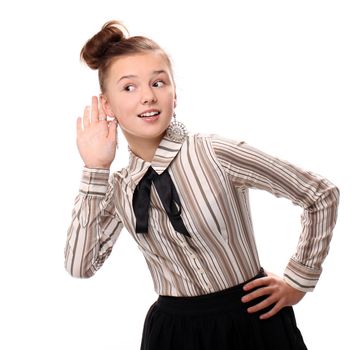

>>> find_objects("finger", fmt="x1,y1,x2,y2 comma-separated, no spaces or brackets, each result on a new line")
259,301,283,320
246,295,275,314
98,97,107,122
76,117,83,135
91,96,99,122
107,120,118,141
241,286,273,303
243,276,270,291
83,105,91,128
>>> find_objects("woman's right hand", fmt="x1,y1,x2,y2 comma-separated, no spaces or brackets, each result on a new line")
76,96,118,169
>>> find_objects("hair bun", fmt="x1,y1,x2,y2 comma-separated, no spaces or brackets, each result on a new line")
80,20,129,70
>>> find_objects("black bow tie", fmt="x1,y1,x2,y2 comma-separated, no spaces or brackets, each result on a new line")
132,166,191,237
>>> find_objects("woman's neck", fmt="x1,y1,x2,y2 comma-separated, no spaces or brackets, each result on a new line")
126,133,165,162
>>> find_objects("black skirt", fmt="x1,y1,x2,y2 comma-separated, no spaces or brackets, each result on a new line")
140,268,307,350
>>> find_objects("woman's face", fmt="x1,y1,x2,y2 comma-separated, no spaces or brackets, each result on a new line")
101,51,176,144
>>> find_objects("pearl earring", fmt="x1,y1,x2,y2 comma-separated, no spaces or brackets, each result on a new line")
165,111,188,143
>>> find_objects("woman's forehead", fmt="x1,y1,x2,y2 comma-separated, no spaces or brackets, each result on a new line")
110,52,170,78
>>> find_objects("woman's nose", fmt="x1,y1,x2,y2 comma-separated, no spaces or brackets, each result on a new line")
141,87,157,104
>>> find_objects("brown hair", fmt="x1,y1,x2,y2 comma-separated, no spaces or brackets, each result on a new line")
80,20,175,93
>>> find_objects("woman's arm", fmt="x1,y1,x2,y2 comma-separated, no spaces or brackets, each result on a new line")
210,134,339,318
64,167,124,278
210,134,340,291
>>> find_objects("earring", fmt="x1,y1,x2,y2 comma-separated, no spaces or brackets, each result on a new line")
165,111,188,142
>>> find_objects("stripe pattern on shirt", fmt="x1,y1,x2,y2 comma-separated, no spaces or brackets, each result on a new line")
64,132,339,295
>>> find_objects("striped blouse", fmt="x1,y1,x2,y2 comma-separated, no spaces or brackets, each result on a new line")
64,132,339,296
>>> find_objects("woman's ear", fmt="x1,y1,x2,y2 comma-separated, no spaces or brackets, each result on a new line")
174,92,177,109
100,94,114,117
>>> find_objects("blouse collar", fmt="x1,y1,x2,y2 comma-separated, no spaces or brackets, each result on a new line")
127,133,187,187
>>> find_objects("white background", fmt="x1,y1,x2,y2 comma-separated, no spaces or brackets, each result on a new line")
1,0,360,349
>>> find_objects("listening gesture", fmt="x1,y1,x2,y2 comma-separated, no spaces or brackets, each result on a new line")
76,96,118,169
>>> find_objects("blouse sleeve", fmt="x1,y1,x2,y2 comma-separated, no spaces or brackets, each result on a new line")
64,167,124,278
210,134,340,292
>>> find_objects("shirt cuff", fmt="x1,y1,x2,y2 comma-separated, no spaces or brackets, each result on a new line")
283,258,322,293
79,166,111,196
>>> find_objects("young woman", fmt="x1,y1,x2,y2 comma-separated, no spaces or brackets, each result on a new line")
64,20,340,350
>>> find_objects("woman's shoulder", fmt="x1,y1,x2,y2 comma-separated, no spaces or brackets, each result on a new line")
107,167,131,184
188,131,246,147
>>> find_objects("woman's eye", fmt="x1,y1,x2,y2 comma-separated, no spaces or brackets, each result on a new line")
154,80,165,87
124,85,135,92
123,80,164,91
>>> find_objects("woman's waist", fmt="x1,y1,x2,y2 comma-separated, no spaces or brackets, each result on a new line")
156,267,266,315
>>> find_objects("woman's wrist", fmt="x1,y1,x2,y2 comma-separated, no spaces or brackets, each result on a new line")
84,163,111,170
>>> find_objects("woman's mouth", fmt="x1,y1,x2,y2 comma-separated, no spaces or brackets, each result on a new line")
138,111,161,122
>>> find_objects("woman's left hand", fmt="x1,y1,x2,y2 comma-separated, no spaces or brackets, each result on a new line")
241,270,306,320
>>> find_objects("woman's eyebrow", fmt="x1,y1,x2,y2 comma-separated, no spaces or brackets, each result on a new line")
117,70,167,83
